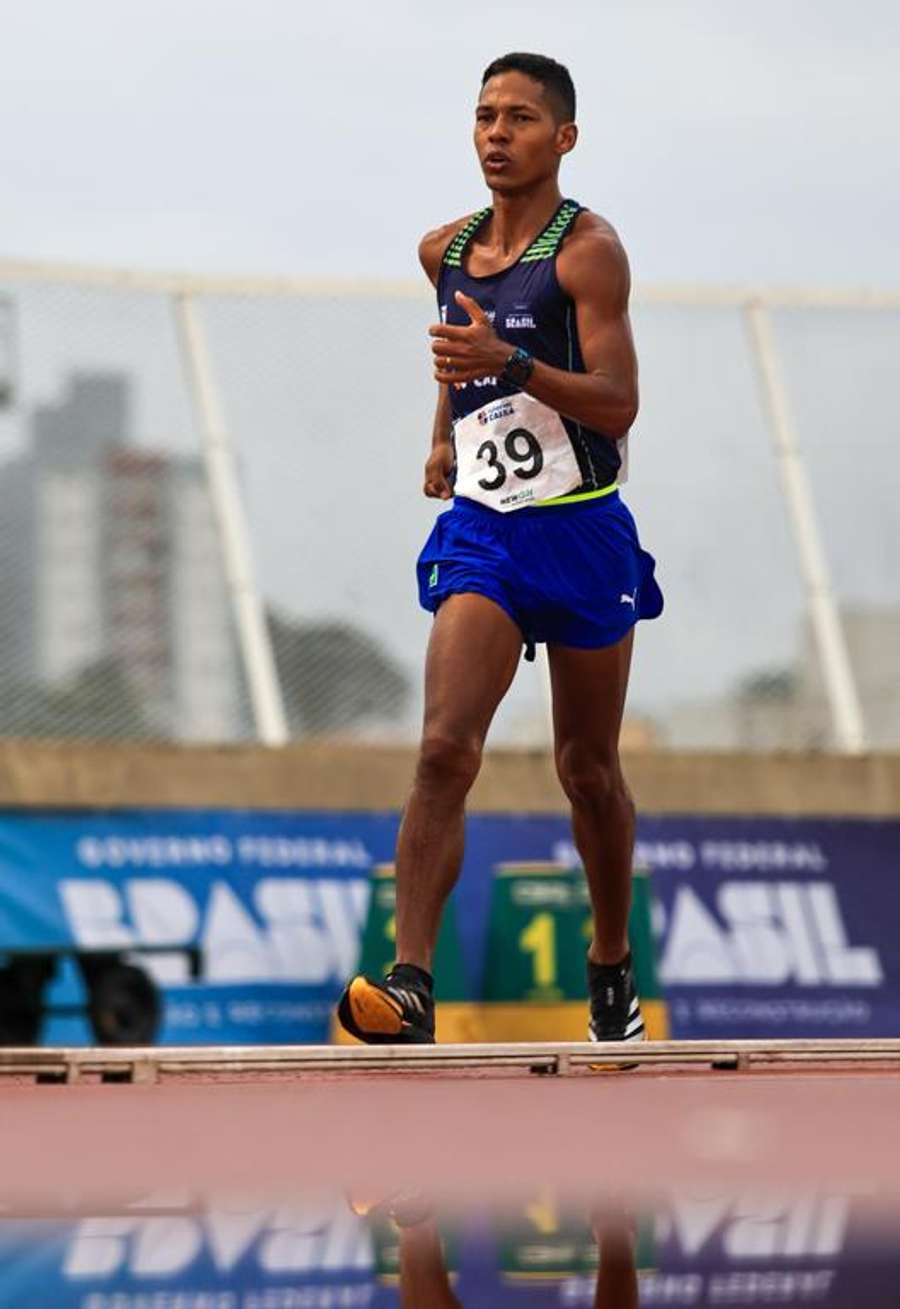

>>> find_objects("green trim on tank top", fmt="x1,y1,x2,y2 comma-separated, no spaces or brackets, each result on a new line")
442,198,581,269
534,481,618,507
442,208,492,268
520,199,582,262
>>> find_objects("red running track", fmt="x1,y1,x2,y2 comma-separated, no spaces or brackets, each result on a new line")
3,1064,899,1216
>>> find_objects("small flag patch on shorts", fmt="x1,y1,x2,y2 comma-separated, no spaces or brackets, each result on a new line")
428,564,439,588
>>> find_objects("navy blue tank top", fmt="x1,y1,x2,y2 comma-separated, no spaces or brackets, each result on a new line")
437,198,621,492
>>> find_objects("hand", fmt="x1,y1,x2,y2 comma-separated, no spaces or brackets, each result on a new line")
429,291,510,385
423,440,454,499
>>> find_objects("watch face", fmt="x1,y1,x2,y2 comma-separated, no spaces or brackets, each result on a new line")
506,350,532,386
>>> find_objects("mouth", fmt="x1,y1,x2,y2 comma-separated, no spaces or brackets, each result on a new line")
483,152,512,170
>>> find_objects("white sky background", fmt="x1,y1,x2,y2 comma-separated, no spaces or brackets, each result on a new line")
1,0,899,743
2,0,899,284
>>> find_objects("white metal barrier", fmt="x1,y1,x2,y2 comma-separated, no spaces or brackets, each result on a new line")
2,1038,899,1084
1,257,897,750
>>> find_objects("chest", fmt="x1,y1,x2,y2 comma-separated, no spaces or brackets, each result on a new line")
440,259,569,347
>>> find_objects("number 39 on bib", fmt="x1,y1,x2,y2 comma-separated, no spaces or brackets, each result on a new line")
452,393,583,512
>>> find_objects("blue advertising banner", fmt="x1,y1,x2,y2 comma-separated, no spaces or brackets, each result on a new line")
1,1193,899,1309
0,810,398,1044
0,809,896,1043
461,813,900,1039
0,1202,375,1309
632,816,900,1039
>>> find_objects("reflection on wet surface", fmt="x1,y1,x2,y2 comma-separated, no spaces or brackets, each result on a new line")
1,1188,899,1308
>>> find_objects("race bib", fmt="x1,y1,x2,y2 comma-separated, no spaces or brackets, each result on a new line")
453,393,582,512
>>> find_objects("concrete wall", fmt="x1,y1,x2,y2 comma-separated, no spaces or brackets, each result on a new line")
0,741,897,816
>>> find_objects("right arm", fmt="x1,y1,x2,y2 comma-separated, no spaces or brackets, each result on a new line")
417,217,471,500
423,384,453,500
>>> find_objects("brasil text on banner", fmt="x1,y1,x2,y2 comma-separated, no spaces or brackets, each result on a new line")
0,810,895,1043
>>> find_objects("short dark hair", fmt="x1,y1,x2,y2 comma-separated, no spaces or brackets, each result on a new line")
481,52,576,122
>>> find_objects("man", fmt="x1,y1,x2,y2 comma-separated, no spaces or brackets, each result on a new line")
338,52,662,1047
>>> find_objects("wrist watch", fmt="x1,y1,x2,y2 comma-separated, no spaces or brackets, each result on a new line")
501,346,534,388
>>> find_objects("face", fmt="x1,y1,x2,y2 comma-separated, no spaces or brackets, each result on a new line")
474,70,576,193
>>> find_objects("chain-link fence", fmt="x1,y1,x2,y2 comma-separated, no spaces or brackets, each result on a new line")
0,263,897,750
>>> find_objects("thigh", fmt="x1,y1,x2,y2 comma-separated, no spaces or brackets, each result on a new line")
548,630,635,754
423,593,523,743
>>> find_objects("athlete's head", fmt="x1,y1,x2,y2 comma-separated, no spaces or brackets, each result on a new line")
477,53,577,192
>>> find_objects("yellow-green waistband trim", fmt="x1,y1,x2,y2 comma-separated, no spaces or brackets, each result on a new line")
534,482,618,507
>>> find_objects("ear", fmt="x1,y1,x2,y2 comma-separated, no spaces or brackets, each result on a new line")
556,122,578,157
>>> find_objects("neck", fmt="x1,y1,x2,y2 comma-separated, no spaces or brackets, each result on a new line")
488,178,563,255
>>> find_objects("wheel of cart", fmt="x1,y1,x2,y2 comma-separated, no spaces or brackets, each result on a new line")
76,954,161,1046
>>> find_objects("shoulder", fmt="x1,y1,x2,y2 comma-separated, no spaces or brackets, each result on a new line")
418,212,479,287
557,209,631,306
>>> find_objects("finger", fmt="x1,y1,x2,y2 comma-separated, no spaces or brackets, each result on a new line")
430,341,471,360
434,367,482,385
454,290,489,324
428,324,471,339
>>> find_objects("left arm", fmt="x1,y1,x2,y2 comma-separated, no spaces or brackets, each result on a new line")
429,217,638,439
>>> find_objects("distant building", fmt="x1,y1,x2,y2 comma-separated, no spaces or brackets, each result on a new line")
665,608,900,750
787,608,900,750
0,372,246,741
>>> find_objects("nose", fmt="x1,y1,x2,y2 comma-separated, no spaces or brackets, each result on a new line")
487,117,511,145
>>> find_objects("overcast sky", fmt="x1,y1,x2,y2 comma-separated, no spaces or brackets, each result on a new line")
3,0,899,287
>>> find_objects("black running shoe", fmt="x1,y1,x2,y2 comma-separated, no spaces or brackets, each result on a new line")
337,963,436,1045
587,951,646,1044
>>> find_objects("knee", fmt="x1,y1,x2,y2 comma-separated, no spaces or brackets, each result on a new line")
416,731,483,797
556,741,632,813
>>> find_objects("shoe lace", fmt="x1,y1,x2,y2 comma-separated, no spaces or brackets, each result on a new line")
385,980,428,1017
591,966,629,1028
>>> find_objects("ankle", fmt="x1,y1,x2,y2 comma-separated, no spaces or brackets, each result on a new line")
587,944,630,968
389,961,434,992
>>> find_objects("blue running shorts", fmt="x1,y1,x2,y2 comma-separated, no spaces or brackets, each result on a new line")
416,491,663,660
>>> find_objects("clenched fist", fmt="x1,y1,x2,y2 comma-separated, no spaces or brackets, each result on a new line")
424,440,455,499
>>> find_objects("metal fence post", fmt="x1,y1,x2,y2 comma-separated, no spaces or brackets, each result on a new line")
745,300,866,754
173,291,289,746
